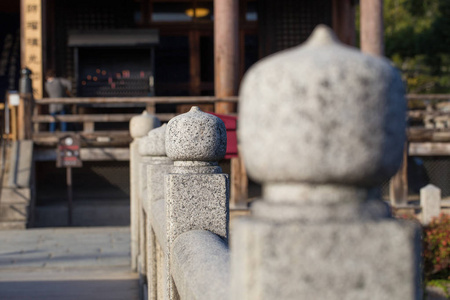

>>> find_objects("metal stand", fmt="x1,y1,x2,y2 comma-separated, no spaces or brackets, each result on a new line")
67,167,73,226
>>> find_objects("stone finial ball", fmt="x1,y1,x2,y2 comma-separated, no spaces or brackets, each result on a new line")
238,25,406,187
139,124,167,156
166,106,227,161
130,111,161,138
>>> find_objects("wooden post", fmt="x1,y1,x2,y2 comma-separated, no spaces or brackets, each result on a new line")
360,0,384,56
18,94,33,140
10,106,18,141
389,145,408,206
67,166,73,226
21,0,44,99
332,0,356,46
230,156,248,208
214,0,239,114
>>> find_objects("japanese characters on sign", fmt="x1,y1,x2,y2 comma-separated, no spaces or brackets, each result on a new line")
22,0,43,98
57,135,83,168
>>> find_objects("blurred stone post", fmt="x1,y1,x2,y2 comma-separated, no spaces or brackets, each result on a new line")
231,25,422,299
140,124,173,300
129,111,160,272
164,106,229,299
420,184,441,225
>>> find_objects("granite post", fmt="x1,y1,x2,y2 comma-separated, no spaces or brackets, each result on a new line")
165,106,229,299
130,111,160,272
420,184,441,225
140,124,173,300
138,126,168,295
231,25,422,299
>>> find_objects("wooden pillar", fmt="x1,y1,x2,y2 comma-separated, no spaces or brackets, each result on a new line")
214,0,239,114
332,0,356,46
360,0,384,56
21,0,44,99
389,145,408,206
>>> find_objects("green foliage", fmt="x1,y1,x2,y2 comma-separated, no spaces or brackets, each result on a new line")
357,0,450,93
423,213,450,280
427,279,450,298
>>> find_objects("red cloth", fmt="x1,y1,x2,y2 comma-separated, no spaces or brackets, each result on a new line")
208,113,238,159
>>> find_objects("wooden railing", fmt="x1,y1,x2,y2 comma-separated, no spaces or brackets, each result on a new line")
31,96,238,147
406,94,450,155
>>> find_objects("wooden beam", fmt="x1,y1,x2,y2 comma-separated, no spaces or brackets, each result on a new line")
32,113,177,123
408,110,450,120
35,96,239,105
360,0,384,56
32,131,132,146
214,0,239,114
34,147,130,161
409,142,450,156
408,128,450,143
33,114,138,123
407,94,450,101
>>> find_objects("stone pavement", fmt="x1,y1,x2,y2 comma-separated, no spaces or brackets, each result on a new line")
0,227,139,300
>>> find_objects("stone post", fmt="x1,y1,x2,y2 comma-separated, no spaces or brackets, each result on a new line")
138,126,169,295
420,184,441,225
165,106,229,299
129,111,160,272
231,25,422,299
139,124,173,300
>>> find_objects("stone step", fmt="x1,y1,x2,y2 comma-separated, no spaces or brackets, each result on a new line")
0,188,31,204
0,203,28,222
0,221,26,230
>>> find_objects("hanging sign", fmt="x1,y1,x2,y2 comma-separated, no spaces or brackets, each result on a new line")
22,0,43,99
57,135,82,168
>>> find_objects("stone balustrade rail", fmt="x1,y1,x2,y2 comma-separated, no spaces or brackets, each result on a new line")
130,25,422,300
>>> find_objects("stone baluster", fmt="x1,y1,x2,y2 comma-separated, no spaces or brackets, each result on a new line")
139,124,173,300
164,106,229,299
231,25,422,299
420,184,441,225
129,111,160,272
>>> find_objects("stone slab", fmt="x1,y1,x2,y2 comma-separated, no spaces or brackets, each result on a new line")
0,227,138,300
421,184,441,225
146,157,173,209
7,140,33,188
231,217,422,300
0,188,31,204
0,203,28,221
165,173,229,245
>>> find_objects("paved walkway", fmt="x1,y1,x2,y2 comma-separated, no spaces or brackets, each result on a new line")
0,227,139,300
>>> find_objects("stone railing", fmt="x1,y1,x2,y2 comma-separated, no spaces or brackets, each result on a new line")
130,25,423,300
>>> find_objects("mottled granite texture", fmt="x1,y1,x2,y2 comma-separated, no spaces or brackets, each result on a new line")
166,106,227,162
231,25,422,300
129,111,159,274
139,124,173,300
231,218,422,300
163,105,230,299
130,111,161,139
238,25,406,187
171,230,230,300
139,124,168,157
